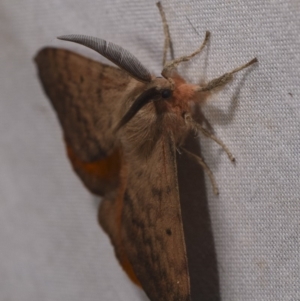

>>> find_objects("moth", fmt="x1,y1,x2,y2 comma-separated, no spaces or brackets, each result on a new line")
35,2,257,301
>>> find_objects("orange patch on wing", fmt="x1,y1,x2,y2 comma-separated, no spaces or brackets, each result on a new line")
120,255,142,286
67,146,121,181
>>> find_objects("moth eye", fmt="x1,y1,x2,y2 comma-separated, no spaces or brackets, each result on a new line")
161,89,172,99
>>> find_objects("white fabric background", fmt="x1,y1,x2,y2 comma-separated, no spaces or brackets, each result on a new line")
1,0,299,300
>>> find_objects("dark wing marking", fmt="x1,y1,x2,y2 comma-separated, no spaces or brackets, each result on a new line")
35,47,131,162
121,134,191,301
116,87,160,130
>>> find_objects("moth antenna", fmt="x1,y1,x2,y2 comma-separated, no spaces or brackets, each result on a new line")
181,148,219,195
57,35,152,83
185,114,235,162
162,31,210,78
196,57,258,92
157,2,174,66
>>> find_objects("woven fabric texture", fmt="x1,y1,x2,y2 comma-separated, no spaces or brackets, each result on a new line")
0,0,299,300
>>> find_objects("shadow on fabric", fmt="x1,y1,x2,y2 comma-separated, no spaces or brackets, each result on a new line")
177,132,220,301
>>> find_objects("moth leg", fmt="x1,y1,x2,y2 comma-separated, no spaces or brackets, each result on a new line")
157,2,174,66
184,113,235,162
182,148,219,195
184,113,198,135
196,58,258,92
162,31,210,78
199,127,235,162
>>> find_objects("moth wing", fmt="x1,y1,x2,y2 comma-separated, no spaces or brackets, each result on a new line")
35,48,132,195
35,47,131,162
99,173,142,287
122,134,191,301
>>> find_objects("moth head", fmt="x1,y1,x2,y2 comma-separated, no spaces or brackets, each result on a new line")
57,35,152,83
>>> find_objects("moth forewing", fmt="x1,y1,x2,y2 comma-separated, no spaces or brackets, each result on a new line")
120,133,190,301
34,48,132,163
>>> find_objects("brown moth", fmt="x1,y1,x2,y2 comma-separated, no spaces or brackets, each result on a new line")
34,3,257,301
